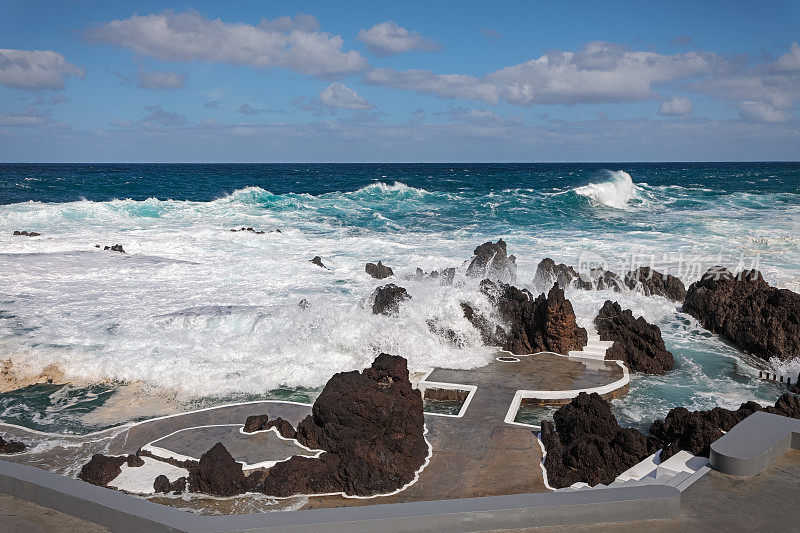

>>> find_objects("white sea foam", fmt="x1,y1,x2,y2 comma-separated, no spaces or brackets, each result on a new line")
0,182,797,428
573,170,641,209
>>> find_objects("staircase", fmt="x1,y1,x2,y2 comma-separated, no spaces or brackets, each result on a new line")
568,325,613,360
553,450,710,494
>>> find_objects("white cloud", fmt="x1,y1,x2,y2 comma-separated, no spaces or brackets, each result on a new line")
364,68,499,103
140,105,187,127
775,42,800,72
365,42,717,106
237,103,263,115
136,69,187,90
0,49,84,90
439,107,522,126
659,96,694,116
318,83,374,110
0,106,51,127
735,101,794,123
358,21,440,56
487,43,716,106
85,11,368,78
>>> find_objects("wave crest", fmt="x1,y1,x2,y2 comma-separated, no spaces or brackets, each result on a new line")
573,170,641,209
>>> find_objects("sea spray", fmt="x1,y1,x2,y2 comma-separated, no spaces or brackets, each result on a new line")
1,162,799,433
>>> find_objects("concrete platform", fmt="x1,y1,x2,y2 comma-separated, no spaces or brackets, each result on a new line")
0,350,630,514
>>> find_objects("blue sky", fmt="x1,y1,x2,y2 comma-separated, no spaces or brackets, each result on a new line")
1,0,799,161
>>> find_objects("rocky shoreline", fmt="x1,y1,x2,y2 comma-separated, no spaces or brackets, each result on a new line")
10,238,800,501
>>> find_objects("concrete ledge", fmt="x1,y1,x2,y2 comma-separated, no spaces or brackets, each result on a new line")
710,411,800,477
0,459,681,533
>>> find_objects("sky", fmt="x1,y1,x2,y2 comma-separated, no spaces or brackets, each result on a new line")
1,0,799,162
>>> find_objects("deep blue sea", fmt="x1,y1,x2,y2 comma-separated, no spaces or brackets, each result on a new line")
1,162,798,433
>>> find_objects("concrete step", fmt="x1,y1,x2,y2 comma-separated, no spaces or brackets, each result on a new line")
665,471,693,488
578,346,609,355
568,350,607,360
588,340,614,349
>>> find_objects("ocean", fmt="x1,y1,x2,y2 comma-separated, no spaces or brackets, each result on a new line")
1,162,798,434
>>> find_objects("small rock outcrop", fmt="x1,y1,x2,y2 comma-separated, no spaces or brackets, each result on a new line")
188,442,247,497
0,435,25,454
371,284,411,315
153,475,187,494
466,239,516,284
309,256,326,268
624,267,686,301
100,244,125,253
243,415,297,439
408,267,456,285
257,354,427,497
464,281,587,355
595,301,674,374
13,230,41,237
365,261,394,279
650,392,800,460
541,392,659,488
230,227,265,234
532,258,622,292
683,267,800,362
77,454,143,487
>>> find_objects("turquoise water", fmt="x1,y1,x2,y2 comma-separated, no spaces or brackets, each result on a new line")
1,162,798,434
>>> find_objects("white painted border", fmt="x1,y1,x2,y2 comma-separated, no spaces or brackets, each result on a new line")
143,423,434,501
141,424,324,470
415,369,477,418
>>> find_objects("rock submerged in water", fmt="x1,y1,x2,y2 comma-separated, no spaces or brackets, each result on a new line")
532,258,622,293
649,392,800,460
683,267,800,362
371,284,411,315
624,267,686,301
188,442,248,497
12,230,41,237
98,244,125,253
256,353,427,497
463,280,587,355
595,300,674,374
534,258,684,300
365,261,394,279
77,454,143,487
466,239,517,284
0,435,25,454
309,256,326,268
541,392,659,488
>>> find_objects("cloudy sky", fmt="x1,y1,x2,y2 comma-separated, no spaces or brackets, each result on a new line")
1,0,799,161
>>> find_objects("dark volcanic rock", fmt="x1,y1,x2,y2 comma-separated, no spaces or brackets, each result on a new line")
102,244,125,253
154,475,187,494
13,230,41,237
408,266,456,285
649,402,763,460
309,256,326,268
371,284,411,316
541,392,659,488
466,239,516,284
465,280,587,355
0,435,25,454
188,442,247,497
595,300,674,374
230,226,266,234
650,392,800,461
243,415,297,439
78,454,142,487
683,267,800,362
365,261,394,279
533,258,622,292
257,354,427,497
624,267,686,301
